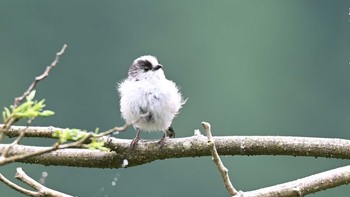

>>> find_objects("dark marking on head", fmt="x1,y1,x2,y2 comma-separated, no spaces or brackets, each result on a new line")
138,60,153,72
128,60,154,78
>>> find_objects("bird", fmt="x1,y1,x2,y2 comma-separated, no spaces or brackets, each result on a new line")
118,55,186,148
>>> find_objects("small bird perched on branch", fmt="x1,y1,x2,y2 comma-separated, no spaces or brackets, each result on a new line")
118,55,186,148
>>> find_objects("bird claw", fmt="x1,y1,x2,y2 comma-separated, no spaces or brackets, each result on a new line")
157,134,168,148
130,136,140,149
166,126,176,138
130,129,141,149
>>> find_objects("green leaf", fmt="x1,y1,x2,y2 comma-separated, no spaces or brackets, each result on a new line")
14,111,38,118
32,100,45,111
2,111,6,122
94,128,100,134
40,110,55,117
14,101,33,113
4,107,10,118
87,139,110,152
26,90,36,101
53,129,109,152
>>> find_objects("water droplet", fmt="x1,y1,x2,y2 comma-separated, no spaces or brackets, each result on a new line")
113,177,118,182
41,171,48,177
111,181,116,186
122,159,129,168
194,129,201,136
39,171,48,184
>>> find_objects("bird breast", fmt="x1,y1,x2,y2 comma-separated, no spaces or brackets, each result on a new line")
118,78,183,131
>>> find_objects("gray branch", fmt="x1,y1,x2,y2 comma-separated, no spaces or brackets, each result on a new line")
237,165,350,197
202,122,237,196
2,125,350,196
0,167,72,197
1,125,350,168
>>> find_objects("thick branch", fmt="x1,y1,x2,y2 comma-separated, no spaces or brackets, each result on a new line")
2,125,350,196
2,125,350,163
1,126,350,168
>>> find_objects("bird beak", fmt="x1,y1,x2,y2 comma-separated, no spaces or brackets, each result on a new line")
153,64,163,71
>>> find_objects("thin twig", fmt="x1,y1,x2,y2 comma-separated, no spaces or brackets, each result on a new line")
0,123,131,166
0,132,90,166
0,44,69,163
1,120,32,158
95,124,129,137
95,112,149,137
0,114,149,165
0,44,68,142
0,128,26,158
15,167,72,197
202,121,237,196
0,173,38,196
13,44,68,107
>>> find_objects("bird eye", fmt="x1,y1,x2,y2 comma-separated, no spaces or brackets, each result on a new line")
141,60,153,72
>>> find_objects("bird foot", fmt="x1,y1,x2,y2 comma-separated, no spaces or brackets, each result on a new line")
157,134,169,148
130,136,140,149
166,126,176,138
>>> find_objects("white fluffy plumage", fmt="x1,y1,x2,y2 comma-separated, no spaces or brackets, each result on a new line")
118,55,185,132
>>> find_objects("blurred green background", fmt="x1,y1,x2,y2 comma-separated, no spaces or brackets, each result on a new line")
1,1,350,196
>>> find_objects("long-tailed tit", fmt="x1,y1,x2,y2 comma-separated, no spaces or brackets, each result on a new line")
118,55,186,148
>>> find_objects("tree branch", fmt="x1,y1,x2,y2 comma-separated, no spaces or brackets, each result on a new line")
2,125,350,196
0,167,72,197
0,172,38,196
13,44,68,108
0,125,115,166
2,125,350,168
202,122,237,196
237,165,350,197
0,44,68,142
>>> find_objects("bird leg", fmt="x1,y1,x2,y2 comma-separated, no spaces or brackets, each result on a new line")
158,126,175,148
130,129,141,148
165,126,175,138
157,133,169,148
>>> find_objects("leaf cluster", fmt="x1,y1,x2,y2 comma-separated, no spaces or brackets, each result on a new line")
53,129,110,152
2,90,54,124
